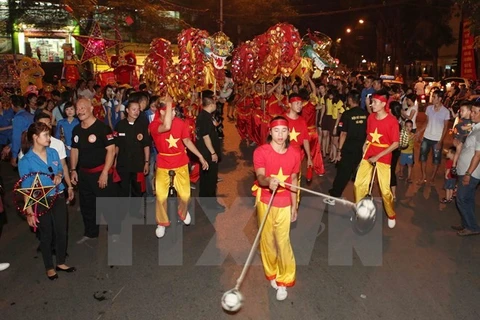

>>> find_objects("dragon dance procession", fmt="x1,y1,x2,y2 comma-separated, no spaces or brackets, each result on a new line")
1,1,480,317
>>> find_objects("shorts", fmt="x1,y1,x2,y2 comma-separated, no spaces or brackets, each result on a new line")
321,115,334,132
444,178,456,190
419,138,442,165
400,153,414,166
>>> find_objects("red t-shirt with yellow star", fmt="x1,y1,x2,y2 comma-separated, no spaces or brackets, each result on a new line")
254,144,301,207
364,113,400,164
301,101,316,127
149,116,190,169
284,114,308,149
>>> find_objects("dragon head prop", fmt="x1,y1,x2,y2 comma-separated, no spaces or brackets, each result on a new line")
17,56,44,94
201,31,234,70
111,51,138,86
301,30,336,71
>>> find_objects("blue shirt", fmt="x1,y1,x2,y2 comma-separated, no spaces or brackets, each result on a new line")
360,87,375,111
55,117,80,157
0,107,14,145
11,109,34,158
18,147,64,196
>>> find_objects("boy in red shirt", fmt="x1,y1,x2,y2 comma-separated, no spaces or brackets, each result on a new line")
354,90,399,228
149,96,208,238
253,116,301,301
284,93,313,206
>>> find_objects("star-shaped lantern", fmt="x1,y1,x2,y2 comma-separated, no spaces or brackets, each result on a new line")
15,173,55,212
73,22,120,64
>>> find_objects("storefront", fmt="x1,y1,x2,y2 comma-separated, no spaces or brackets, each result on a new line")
15,26,78,63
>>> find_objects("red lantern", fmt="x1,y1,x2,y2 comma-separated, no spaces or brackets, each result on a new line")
125,16,134,26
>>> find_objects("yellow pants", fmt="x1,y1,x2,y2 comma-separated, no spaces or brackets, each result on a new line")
354,160,396,219
257,201,296,287
155,165,190,226
296,167,301,208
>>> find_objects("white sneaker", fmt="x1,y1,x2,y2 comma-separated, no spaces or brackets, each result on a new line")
270,279,278,290
183,212,191,225
155,226,166,238
76,236,94,244
388,218,396,229
276,286,288,301
323,198,336,206
0,263,10,272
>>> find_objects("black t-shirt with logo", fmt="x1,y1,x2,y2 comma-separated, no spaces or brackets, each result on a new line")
71,119,115,169
337,106,368,152
195,109,220,159
114,118,151,172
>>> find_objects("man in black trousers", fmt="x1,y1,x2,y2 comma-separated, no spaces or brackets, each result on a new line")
70,98,119,243
329,90,367,200
195,91,224,211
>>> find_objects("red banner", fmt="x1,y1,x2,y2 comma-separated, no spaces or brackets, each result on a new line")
461,20,477,80
96,71,116,87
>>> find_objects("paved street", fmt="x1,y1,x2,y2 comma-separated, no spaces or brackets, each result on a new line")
0,113,479,320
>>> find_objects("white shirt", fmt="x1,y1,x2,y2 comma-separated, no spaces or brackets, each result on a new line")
18,137,66,160
457,122,480,179
404,104,418,129
53,103,65,122
414,82,425,95
424,105,450,141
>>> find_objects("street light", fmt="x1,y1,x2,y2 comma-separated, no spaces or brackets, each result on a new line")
359,19,364,24
336,38,342,43
346,28,351,33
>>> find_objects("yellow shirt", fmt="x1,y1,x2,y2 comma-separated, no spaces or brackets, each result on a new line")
331,100,345,120
401,135,414,154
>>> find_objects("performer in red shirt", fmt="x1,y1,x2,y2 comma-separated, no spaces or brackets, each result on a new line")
234,88,253,144
354,90,399,228
149,96,208,238
250,83,265,146
266,78,288,117
284,93,313,206
299,88,325,176
253,116,301,301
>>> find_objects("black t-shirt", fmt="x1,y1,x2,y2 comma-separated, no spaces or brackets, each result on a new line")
195,109,220,157
114,118,151,172
338,106,367,152
71,119,115,169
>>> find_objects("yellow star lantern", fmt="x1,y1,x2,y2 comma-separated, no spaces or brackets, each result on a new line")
289,127,300,142
16,173,55,211
165,134,180,148
369,128,383,144
270,167,290,187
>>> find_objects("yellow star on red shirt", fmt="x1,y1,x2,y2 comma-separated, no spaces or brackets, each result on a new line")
369,128,383,144
289,127,300,142
270,167,290,187
165,134,180,148
16,173,55,211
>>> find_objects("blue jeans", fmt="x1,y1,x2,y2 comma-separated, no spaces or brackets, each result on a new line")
455,175,480,232
419,138,442,164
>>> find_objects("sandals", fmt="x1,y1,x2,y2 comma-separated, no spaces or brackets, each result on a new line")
457,229,480,236
440,198,453,204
